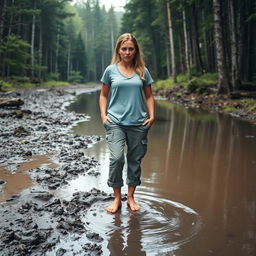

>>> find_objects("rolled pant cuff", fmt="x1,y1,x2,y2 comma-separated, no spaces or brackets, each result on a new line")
108,180,124,188
126,180,141,187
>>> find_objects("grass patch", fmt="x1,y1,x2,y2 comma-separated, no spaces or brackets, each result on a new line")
154,73,189,91
184,73,218,94
154,73,218,94
0,79,70,92
42,81,69,87
239,98,256,112
223,105,235,113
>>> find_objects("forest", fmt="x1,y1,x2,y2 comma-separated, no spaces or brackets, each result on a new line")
0,0,255,94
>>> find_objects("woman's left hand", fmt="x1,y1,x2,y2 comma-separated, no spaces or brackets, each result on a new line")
143,117,154,126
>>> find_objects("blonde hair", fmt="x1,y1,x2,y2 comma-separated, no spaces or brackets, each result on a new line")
111,33,145,80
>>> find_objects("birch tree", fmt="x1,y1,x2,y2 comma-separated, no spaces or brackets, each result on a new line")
182,9,191,79
30,0,36,78
166,0,177,82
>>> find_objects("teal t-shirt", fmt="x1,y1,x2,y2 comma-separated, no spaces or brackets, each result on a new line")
100,64,154,126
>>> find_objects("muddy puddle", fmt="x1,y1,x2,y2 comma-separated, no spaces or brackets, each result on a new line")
0,154,58,202
65,90,256,255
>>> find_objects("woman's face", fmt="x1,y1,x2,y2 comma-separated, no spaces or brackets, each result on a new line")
118,40,136,64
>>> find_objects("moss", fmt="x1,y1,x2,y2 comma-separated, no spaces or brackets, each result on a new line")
223,105,235,113
249,104,256,112
239,98,256,112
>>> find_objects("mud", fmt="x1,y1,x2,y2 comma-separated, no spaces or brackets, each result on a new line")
155,85,256,122
0,85,114,255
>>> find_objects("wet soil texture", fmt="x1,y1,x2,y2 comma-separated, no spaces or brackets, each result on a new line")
0,85,114,255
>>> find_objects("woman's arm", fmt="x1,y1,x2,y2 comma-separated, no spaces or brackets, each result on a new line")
99,84,112,123
143,85,155,126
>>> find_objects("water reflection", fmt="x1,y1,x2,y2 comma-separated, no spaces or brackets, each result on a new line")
85,192,201,255
68,91,256,255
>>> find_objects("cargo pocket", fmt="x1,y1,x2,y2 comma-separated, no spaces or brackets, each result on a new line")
141,139,148,157
105,131,113,143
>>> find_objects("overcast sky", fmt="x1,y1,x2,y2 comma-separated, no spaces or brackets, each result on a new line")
73,0,127,12
100,0,127,12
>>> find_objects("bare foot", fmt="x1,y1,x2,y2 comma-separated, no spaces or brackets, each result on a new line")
127,197,140,211
106,199,121,214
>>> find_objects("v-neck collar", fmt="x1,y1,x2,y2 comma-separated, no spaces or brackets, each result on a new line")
116,64,136,79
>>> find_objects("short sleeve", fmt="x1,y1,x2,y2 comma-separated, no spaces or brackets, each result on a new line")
143,67,154,86
100,66,112,86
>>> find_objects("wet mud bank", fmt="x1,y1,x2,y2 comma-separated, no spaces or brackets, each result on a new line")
0,85,114,255
155,86,256,122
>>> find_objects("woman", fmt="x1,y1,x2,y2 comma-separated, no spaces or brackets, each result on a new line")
99,33,154,213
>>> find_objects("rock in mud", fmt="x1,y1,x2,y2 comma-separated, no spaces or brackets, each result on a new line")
0,97,24,108
82,243,103,256
56,248,67,256
13,126,31,136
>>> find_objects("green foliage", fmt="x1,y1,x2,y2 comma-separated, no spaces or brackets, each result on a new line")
47,73,60,81
0,80,14,92
68,71,83,83
249,104,256,112
0,34,30,75
10,76,30,83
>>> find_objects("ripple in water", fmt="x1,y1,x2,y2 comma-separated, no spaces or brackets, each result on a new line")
84,191,202,255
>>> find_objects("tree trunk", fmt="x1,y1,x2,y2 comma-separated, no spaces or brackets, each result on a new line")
55,26,60,74
191,2,204,73
30,0,36,78
209,30,216,72
238,0,245,81
38,17,43,80
5,0,15,76
166,0,177,82
0,0,7,39
67,43,71,81
182,9,191,79
213,0,231,94
110,23,114,55
228,0,241,90
166,41,171,77
202,8,211,73
178,34,185,74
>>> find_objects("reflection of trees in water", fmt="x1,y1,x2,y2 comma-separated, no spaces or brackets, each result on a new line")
158,106,256,253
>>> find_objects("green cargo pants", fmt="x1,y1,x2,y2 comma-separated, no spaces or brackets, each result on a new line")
103,120,150,188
